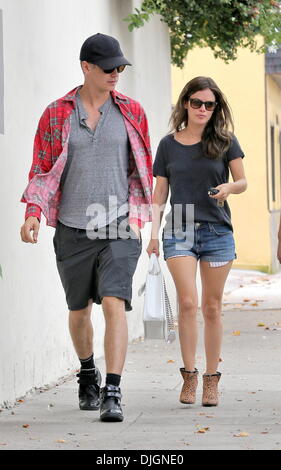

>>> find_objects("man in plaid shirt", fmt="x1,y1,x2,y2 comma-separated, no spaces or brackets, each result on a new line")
20,33,152,422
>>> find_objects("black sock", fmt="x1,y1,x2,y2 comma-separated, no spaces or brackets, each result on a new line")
79,354,95,373
106,373,121,387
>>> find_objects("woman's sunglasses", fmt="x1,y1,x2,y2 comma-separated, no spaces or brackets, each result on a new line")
189,98,217,111
102,64,126,74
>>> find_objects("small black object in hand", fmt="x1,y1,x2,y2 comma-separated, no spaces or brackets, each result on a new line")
208,187,219,196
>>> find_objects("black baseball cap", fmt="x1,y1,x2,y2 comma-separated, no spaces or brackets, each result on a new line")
79,33,132,69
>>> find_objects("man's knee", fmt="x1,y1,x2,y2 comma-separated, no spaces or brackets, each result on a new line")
69,301,93,323
102,296,126,317
102,296,124,306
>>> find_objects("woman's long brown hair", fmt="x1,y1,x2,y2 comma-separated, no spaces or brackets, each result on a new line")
170,76,234,159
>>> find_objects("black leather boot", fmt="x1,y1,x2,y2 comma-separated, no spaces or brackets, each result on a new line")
100,384,123,422
76,368,102,411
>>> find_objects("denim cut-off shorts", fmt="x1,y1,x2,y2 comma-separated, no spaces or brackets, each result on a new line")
163,222,236,265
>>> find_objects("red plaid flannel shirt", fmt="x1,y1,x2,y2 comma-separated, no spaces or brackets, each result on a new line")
21,86,152,228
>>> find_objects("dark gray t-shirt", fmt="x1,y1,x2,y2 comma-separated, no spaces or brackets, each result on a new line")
153,133,244,231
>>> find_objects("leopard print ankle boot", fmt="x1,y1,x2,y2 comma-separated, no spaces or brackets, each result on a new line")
179,368,199,404
202,372,221,406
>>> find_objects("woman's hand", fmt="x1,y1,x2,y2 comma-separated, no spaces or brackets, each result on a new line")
209,183,232,202
146,239,160,257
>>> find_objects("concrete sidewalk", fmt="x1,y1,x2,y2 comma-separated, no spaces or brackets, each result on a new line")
0,270,281,450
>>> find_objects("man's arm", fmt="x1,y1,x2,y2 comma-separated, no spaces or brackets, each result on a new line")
139,107,153,186
21,107,53,220
20,107,53,243
127,105,153,233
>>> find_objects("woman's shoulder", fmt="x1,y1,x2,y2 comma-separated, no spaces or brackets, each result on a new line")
155,134,175,161
159,133,174,146
228,132,238,143
225,132,245,159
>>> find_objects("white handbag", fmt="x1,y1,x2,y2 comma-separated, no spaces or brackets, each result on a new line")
138,253,176,343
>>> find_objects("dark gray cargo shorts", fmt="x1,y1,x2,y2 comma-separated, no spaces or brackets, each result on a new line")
53,219,142,311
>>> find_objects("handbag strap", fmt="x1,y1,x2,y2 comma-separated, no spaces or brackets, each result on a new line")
163,278,176,343
148,253,161,275
138,254,161,297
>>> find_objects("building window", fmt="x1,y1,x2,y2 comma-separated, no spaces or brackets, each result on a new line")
270,125,276,202
0,10,3,134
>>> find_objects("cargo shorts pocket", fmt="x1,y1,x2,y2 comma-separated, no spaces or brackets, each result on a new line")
110,237,142,260
53,222,78,261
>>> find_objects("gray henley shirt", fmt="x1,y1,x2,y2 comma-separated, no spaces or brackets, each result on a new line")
58,92,130,229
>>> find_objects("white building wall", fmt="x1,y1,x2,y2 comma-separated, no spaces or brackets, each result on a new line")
0,0,171,406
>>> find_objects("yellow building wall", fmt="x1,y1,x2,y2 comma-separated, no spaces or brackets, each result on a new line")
266,75,281,211
172,47,272,271
266,75,281,272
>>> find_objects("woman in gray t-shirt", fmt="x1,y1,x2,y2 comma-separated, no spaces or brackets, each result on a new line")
147,76,247,407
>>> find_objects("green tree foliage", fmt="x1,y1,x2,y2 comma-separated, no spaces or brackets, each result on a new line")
124,0,281,67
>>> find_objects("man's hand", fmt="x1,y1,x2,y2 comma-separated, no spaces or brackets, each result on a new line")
20,216,40,244
129,223,141,241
